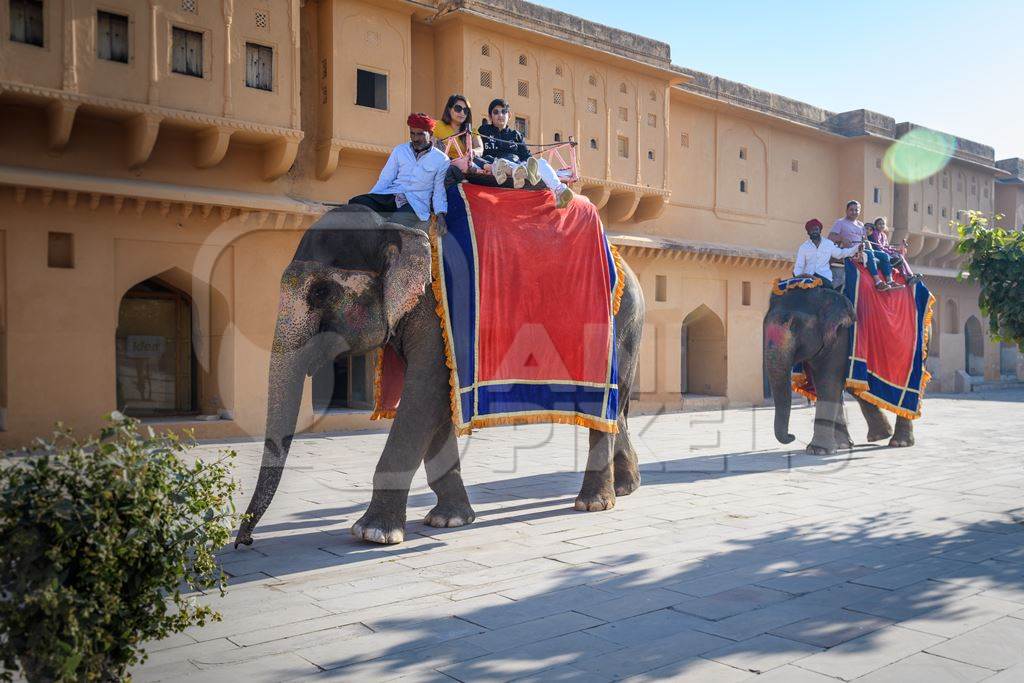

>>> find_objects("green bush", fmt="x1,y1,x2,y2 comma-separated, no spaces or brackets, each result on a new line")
0,414,240,682
957,211,1024,350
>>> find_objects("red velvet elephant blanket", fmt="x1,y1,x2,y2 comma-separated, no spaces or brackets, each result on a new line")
373,182,625,435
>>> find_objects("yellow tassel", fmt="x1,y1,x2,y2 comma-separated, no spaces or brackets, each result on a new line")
456,411,619,436
370,347,389,420
610,244,626,315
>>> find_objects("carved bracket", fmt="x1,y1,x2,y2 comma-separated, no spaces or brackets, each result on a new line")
581,186,611,210
194,125,234,168
125,113,163,168
316,139,344,181
632,195,669,223
264,137,300,180
46,100,79,152
606,190,641,224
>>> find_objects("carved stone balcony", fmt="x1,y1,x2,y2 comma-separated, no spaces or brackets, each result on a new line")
0,80,304,179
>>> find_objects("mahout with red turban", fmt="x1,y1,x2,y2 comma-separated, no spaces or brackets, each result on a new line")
407,112,436,132
804,218,823,232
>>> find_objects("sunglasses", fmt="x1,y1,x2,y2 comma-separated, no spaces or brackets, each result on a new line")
451,104,468,114
490,108,510,115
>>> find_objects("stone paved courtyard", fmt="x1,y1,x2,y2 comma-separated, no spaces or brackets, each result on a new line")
134,390,1024,682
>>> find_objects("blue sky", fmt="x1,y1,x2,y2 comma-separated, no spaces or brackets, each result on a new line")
540,0,1024,160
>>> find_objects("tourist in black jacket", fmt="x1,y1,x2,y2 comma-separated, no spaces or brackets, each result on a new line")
476,98,575,208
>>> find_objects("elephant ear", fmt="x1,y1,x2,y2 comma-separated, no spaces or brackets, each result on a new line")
381,229,432,337
821,291,857,347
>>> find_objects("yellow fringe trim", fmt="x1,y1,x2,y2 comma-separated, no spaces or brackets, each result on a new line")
610,243,626,315
772,277,823,296
455,411,618,437
428,218,465,433
369,346,393,420
790,372,819,402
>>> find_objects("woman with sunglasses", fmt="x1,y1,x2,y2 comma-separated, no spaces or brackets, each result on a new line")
478,98,574,208
433,94,484,166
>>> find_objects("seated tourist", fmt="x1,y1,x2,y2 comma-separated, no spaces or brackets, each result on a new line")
478,98,574,208
349,113,449,227
433,94,485,171
828,200,866,248
795,218,862,287
866,217,903,290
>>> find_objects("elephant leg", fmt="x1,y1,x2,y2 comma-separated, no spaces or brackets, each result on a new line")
807,361,847,455
832,403,855,450
889,416,915,447
423,424,476,528
856,394,893,442
576,429,616,511
613,412,640,496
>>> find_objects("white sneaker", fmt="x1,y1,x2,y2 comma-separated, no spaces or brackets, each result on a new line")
512,164,527,189
493,159,511,185
556,186,574,209
526,157,540,186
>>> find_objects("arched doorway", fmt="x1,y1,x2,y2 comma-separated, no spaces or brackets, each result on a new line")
681,305,727,396
1000,342,1018,378
116,278,197,416
964,316,984,377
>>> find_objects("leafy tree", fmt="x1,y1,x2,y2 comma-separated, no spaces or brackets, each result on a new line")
0,415,240,682
956,211,1024,350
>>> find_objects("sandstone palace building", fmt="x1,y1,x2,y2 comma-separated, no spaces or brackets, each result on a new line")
1,0,1022,446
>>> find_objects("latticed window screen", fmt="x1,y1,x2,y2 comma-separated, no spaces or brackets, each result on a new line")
555,65,563,76
552,89,564,106
254,10,269,29
617,136,629,158
647,113,657,127
586,98,597,114
181,0,198,13
480,43,490,56
480,70,492,89
680,132,690,148
517,79,529,98
618,107,627,122
518,54,527,66
588,74,597,87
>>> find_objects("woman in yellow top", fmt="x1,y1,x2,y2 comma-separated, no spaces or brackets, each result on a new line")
433,94,484,167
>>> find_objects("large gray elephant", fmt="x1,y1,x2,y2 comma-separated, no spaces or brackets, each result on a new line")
763,285,915,454
235,205,645,546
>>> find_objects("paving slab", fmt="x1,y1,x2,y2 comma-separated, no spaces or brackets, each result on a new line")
117,391,1024,682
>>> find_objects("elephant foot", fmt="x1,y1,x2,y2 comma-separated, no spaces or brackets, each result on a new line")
574,489,616,512
867,429,894,442
888,435,914,448
424,500,476,528
352,509,406,545
806,443,837,455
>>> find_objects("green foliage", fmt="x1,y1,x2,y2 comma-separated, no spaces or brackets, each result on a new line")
0,415,240,682
957,211,1024,350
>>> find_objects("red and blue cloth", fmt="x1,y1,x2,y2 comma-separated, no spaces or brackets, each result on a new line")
793,260,935,419
374,182,624,434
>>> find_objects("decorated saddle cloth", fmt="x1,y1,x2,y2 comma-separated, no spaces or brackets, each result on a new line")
792,261,935,419
373,182,625,435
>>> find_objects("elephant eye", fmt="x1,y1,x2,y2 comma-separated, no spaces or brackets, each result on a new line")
309,282,333,303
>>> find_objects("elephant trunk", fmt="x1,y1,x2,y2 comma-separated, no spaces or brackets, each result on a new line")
764,323,797,445
235,343,309,547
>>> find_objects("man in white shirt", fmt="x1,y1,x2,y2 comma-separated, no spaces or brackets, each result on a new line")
794,218,862,287
349,113,450,227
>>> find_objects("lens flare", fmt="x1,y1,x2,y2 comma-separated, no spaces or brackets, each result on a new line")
883,127,957,184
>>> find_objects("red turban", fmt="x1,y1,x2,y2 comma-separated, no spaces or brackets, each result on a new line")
805,218,823,232
407,113,436,132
